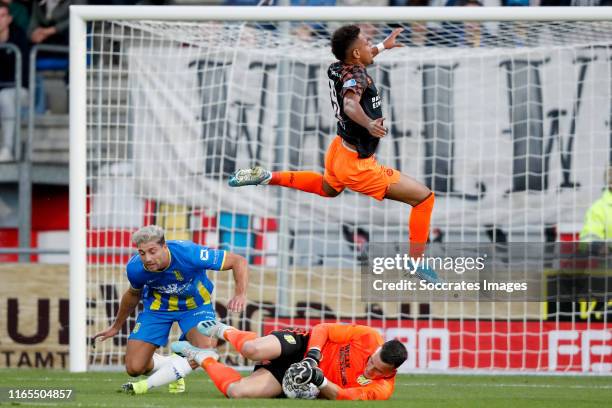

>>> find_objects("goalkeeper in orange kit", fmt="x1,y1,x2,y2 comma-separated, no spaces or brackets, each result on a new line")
171,319,407,400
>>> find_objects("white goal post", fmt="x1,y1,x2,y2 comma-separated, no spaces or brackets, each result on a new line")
70,6,612,373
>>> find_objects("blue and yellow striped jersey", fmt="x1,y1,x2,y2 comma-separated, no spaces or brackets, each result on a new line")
126,240,226,312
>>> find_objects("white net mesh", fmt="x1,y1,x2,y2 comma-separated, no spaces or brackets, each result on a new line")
85,18,611,372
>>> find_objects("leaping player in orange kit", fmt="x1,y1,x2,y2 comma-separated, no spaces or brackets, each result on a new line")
227,24,439,283
171,319,407,400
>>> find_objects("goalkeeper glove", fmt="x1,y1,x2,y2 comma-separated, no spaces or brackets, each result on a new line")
287,361,311,385
302,348,321,368
288,361,326,388
309,367,326,388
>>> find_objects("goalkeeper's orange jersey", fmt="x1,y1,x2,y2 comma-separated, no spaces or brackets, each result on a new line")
307,323,396,400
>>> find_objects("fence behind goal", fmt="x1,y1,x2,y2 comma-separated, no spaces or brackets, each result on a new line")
69,6,612,373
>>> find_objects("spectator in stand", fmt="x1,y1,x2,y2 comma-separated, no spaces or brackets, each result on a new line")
28,0,79,55
223,0,336,39
391,0,429,47
432,0,497,47
224,0,262,4
456,0,491,47
579,166,612,256
5,0,29,34
337,0,386,5
334,1,389,46
291,0,335,40
136,0,176,5
539,0,602,5
87,1,137,4
0,1,29,162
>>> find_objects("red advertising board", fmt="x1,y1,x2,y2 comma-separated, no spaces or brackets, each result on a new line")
263,318,611,373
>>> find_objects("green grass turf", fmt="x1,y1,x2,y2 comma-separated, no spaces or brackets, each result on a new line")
0,369,610,408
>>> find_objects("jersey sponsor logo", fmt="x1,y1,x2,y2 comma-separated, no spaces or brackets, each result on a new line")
339,344,351,386
356,374,372,386
151,281,192,295
283,334,296,345
192,309,214,317
372,95,381,109
343,79,357,88
329,69,341,78
173,270,184,281
200,249,209,261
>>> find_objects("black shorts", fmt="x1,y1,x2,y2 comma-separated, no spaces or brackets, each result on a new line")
253,327,310,385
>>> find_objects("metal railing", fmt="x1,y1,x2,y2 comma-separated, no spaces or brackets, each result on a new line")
0,247,69,255
3,44,70,262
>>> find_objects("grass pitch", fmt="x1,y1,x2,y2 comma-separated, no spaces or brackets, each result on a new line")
0,369,610,407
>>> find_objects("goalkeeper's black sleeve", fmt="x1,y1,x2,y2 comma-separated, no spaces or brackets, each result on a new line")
303,348,322,367
310,367,326,387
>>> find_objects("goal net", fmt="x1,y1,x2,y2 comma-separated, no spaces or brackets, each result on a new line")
73,7,612,373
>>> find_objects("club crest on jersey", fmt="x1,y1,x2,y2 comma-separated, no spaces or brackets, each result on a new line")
173,270,184,281
343,79,357,88
356,374,372,386
200,249,209,261
283,334,296,344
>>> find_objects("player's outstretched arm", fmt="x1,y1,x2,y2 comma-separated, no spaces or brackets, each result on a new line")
320,380,393,401
92,287,141,345
220,252,248,312
371,27,404,58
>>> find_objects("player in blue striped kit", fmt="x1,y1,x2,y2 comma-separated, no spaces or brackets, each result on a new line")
92,225,249,394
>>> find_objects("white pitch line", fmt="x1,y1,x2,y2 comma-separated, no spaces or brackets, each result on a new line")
400,382,612,390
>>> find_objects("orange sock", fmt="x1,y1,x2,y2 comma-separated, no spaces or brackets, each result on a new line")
224,329,257,354
201,358,241,397
409,192,435,258
269,171,330,197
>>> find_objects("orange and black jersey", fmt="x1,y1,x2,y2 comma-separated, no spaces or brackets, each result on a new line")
327,61,383,159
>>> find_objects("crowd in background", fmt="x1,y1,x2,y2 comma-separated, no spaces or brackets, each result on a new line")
1,0,76,161
0,0,610,163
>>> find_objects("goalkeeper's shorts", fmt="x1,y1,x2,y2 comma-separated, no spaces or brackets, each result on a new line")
324,136,400,201
254,328,310,386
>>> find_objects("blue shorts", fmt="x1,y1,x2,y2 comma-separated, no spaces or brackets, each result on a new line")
128,304,217,347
